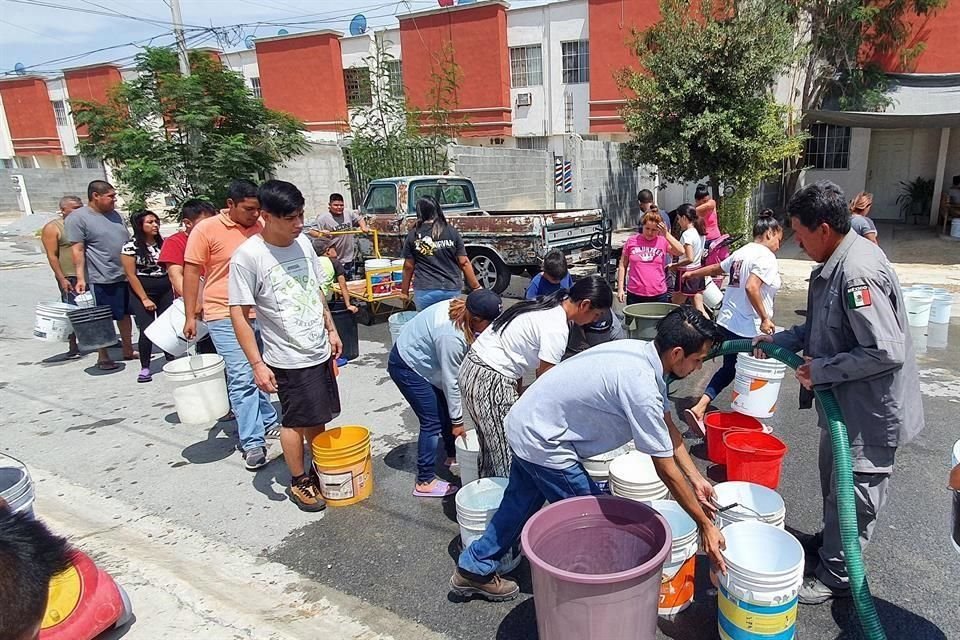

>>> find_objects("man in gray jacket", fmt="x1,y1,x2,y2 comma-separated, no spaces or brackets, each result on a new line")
756,181,924,605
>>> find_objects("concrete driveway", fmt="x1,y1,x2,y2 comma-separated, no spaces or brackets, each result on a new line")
1,232,957,640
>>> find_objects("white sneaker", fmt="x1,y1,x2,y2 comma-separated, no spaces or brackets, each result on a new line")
265,424,283,461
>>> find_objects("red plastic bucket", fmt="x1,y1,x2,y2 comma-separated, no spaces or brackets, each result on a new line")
704,411,764,465
723,431,788,489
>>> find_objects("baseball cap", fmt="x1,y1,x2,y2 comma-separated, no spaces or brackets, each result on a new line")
466,289,502,321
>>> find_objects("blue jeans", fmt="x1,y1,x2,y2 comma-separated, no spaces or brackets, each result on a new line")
414,289,460,311
704,326,745,400
458,455,602,578
206,319,279,451
387,346,456,484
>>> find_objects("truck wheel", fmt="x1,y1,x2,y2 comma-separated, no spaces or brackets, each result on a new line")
468,249,510,294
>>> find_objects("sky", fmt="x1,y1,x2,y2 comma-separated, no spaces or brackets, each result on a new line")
0,0,551,76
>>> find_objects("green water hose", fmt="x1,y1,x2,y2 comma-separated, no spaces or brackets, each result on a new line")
710,339,887,640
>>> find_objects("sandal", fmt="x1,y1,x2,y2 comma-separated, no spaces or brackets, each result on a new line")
96,360,119,371
122,352,139,361
412,480,458,498
683,409,706,437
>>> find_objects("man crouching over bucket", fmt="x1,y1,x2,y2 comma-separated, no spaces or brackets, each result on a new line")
450,305,727,601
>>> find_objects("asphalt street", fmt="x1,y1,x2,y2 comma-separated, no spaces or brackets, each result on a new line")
1,232,957,640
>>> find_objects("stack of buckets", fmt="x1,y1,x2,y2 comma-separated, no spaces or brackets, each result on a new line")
705,412,788,490
455,477,521,573
904,285,953,327
581,443,634,492
391,258,405,290
364,258,394,296
609,450,669,502
454,430,481,487
311,426,373,506
717,521,804,640
650,500,698,616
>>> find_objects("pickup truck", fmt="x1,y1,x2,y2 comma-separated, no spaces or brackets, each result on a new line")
358,175,607,293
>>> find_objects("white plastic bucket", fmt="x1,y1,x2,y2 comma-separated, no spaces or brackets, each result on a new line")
144,298,210,357
650,500,698,615
454,430,480,487
609,450,669,502
365,258,392,271
456,477,522,572
0,454,34,517
905,290,935,328
703,280,723,309
731,353,787,419
388,310,418,345
581,443,634,490
713,481,786,529
951,440,960,555
162,354,230,424
33,302,77,342
951,218,960,239
718,521,804,640
929,294,953,324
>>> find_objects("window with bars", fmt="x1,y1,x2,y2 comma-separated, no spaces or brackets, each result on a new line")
517,136,549,151
510,45,543,88
561,40,589,84
344,67,372,107
52,100,69,127
1,159,14,169
805,124,850,170
385,60,403,97
250,77,261,99
82,156,101,169
66,155,83,169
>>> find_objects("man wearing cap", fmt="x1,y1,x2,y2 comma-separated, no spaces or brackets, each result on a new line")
388,289,503,498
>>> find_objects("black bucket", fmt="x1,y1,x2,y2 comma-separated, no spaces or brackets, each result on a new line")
332,308,360,361
67,305,117,350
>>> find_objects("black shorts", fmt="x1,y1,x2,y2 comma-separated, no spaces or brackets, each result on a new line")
91,281,129,320
673,271,706,296
270,359,341,428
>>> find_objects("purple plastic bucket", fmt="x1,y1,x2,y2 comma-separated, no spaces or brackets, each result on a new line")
521,495,672,640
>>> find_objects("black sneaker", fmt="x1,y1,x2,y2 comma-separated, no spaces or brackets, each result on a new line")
243,446,268,471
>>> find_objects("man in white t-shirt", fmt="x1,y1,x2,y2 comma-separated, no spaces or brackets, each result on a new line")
229,180,343,513
451,306,728,602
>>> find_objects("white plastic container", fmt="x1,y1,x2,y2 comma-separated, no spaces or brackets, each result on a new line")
650,500,698,615
0,454,34,517
144,298,209,357
929,294,953,324
33,301,77,342
703,280,723,309
581,443,634,490
713,481,786,529
456,477,521,572
717,521,804,640
905,289,935,328
388,310,418,345
731,353,787,419
454,430,480,487
74,290,96,308
609,450,669,502
364,258,392,271
162,354,230,424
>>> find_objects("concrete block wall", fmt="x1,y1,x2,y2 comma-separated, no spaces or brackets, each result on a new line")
448,146,554,210
274,142,352,215
0,167,107,216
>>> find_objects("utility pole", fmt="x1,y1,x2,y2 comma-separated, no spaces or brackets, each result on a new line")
170,0,191,77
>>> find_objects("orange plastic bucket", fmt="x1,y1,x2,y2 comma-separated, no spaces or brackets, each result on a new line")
704,412,764,465
311,426,373,507
660,555,696,615
723,431,788,490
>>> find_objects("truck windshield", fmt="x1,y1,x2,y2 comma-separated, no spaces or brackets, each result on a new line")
412,183,474,208
364,184,398,214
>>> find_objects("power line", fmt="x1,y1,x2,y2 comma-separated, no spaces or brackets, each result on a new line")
3,0,208,29
3,31,178,75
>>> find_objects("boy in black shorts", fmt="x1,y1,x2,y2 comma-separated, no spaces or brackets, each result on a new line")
229,180,343,511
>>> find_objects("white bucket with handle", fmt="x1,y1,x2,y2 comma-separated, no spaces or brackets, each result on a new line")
731,353,787,419
162,354,230,424
0,453,35,517
456,477,522,572
145,298,209,357
34,302,77,342
904,290,935,328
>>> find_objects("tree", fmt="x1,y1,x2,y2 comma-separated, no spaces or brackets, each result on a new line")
620,0,804,238
344,37,466,199
71,47,308,212
781,0,947,198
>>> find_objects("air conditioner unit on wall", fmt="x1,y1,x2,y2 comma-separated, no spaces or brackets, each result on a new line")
516,92,532,107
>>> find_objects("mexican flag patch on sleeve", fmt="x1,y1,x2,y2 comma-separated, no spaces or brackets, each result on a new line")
846,284,872,309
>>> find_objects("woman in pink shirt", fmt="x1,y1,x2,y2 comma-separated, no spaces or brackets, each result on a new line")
694,184,722,242
617,211,684,304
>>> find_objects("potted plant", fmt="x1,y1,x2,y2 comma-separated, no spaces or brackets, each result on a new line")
896,177,935,222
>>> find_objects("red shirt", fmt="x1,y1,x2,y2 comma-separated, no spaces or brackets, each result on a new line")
158,230,188,267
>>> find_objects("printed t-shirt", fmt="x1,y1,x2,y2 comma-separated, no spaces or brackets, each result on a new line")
507,340,675,470
315,210,363,263
229,234,330,369
184,213,264,321
64,206,130,284
472,305,569,380
401,224,467,292
716,242,781,337
121,241,165,277
623,234,670,296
